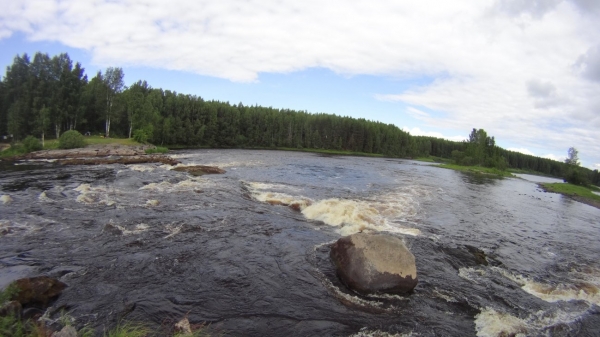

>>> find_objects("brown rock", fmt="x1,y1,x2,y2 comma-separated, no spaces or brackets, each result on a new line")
172,165,226,176
0,300,22,318
11,276,67,306
51,325,77,337
330,233,418,294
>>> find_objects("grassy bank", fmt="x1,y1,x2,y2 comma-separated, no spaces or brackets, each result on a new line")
539,183,600,209
0,136,146,159
439,164,515,177
414,156,452,163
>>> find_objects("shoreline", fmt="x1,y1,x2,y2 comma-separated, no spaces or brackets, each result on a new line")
1,144,179,166
538,183,600,210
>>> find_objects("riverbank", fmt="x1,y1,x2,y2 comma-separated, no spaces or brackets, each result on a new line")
438,164,515,177
1,142,179,166
539,183,600,210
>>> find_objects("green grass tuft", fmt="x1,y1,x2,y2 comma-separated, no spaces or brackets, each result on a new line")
540,183,600,202
104,322,151,337
439,164,514,177
145,146,169,154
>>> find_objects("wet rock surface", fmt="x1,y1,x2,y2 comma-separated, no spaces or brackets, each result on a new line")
4,144,180,166
330,233,418,294
18,144,154,159
58,155,179,166
11,276,66,306
172,165,226,176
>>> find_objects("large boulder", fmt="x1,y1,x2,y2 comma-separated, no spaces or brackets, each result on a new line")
11,276,66,306
330,233,418,294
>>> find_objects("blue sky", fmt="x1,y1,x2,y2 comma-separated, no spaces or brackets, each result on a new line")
1,1,599,168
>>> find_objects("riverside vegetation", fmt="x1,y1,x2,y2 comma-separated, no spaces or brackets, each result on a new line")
1,52,600,186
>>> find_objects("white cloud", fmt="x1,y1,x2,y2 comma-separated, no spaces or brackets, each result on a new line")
1,0,599,167
543,154,566,162
507,148,535,156
402,127,466,142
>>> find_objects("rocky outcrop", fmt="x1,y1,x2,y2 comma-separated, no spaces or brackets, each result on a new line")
330,233,418,294
11,276,66,306
18,144,154,160
58,155,179,166
51,325,78,337
0,300,22,317
172,165,226,176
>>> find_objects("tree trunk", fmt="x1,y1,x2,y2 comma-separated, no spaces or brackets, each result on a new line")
129,122,133,139
55,124,60,139
42,131,45,148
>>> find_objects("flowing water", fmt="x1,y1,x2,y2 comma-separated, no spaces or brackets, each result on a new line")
1,149,599,336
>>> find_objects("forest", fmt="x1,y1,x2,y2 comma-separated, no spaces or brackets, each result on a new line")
1,52,598,186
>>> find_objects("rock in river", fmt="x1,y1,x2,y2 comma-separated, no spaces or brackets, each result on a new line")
11,276,66,306
330,233,418,294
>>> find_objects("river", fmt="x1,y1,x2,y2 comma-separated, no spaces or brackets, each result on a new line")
1,149,599,336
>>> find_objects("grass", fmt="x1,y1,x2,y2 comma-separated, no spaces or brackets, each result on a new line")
145,146,169,154
540,183,600,202
439,163,515,177
83,136,141,146
414,156,452,163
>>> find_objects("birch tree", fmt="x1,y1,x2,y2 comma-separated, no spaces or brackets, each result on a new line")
103,67,124,137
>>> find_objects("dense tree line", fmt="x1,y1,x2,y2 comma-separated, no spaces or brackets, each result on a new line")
1,52,598,185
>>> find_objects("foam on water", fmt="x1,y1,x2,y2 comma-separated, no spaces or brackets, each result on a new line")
105,222,150,235
1,195,13,204
349,329,415,337
128,164,155,172
494,267,600,305
38,191,52,202
247,182,423,236
146,199,160,207
139,178,212,193
475,308,528,337
475,306,588,337
74,184,116,206
164,223,183,238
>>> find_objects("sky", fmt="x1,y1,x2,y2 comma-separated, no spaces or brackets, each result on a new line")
0,0,599,169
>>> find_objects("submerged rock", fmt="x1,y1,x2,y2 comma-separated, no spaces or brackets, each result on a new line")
172,165,226,176
330,233,418,294
51,325,77,337
0,300,22,318
174,317,193,336
11,276,66,306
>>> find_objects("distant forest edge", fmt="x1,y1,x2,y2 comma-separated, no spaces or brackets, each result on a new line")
1,52,598,185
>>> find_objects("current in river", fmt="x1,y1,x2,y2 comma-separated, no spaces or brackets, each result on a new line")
1,149,599,336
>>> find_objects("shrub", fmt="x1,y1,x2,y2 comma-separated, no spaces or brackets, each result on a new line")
22,136,42,153
145,146,168,154
133,129,149,144
564,168,589,186
59,130,86,149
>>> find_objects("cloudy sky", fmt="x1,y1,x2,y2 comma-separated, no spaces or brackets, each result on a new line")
1,0,599,168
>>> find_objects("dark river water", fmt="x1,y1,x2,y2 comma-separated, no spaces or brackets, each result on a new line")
1,150,599,336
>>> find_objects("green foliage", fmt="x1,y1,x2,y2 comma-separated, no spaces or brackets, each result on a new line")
0,315,27,337
145,146,169,154
22,136,42,153
58,130,86,149
565,147,580,166
541,183,600,202
133,129,149,143
564,167,589,186
0,145,27,158
104,322,150,337
2,51,599,185
439,164,515,177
